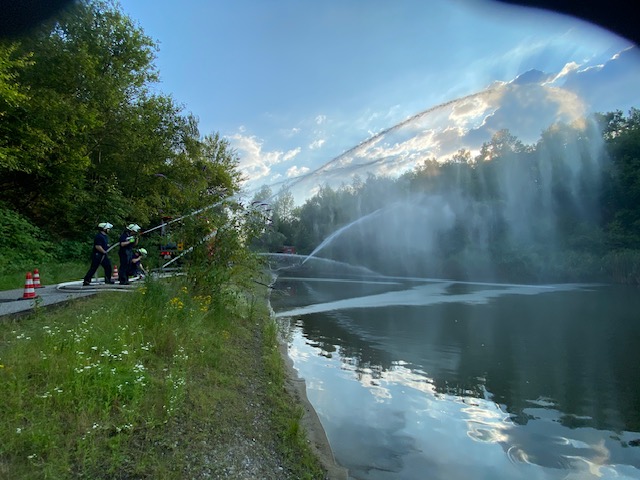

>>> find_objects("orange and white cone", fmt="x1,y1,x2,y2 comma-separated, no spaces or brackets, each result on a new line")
112,264,119,280
21,272,37,299
33,269,44,288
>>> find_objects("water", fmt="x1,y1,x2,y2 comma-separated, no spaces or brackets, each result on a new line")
271,273,640,480
302,209,384,265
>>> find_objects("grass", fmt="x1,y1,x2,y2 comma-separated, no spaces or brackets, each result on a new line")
0,261,87,290
0,272,326,479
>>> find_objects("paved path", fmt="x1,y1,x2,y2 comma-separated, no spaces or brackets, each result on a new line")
0,281,136,319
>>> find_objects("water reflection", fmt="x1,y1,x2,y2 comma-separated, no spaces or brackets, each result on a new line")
272,277,640,479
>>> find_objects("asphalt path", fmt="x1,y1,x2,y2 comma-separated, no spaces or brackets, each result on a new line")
0,280,137,319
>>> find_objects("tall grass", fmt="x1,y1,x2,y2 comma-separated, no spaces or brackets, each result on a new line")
0,274,325,478
0,278,185,476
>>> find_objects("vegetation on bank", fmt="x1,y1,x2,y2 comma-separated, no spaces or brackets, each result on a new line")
0,270,325,479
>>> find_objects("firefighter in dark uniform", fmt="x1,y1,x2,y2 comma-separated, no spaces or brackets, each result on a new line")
83,222,114,286
128,248,148,278
118,223,141,285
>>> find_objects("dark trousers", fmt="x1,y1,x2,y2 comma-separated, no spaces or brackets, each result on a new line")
83,253,112,283
118,250,131,283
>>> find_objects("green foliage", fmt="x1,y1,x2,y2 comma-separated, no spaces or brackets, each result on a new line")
0,270,324,478
0,203,56,270
602,249,640,284
262,113,640,284
0,0,243,245
0,203,89,288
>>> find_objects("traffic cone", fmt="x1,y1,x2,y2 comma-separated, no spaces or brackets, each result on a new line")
33,269,44,288
112,264,119,280
21,272,37,299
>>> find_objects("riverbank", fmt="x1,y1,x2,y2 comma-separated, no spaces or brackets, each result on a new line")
278,337,349,480
0,277,347,479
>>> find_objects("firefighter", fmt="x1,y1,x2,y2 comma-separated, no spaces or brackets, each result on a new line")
118,223,141,285
128,247,148,278
83,222,114,286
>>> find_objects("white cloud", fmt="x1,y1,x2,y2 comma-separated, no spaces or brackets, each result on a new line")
286,165,310,177
315,115,327,125
283,127,301,138
548,61,580,84
227,132,302,185
309,138,326,150
283,147,301,161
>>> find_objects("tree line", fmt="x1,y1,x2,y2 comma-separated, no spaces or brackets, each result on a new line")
254,110,640,284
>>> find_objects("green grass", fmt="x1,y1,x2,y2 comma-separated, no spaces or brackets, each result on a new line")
0,274,325,479
0,261,87,290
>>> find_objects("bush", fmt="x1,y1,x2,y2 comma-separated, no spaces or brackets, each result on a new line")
0,205,55,271
602,249,640,284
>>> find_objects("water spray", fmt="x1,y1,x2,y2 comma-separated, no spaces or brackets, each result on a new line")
301,208,385,265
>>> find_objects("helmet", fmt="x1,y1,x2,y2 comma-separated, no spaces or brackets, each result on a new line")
127,223,141,233
138,248,148,256
97,222,113,230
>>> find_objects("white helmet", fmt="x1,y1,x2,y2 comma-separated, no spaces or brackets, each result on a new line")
98,222,113,230
127,223,141,233
138,248,148,256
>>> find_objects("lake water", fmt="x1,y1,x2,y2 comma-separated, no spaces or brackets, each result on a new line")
270,271,640,480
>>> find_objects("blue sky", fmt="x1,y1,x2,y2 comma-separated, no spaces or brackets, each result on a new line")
118,0,640,200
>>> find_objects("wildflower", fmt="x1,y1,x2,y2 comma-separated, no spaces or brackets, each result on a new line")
115,424,132,433
169,297,184,310
16,427,21,434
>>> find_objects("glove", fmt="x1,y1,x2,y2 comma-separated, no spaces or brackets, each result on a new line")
127,236,135,243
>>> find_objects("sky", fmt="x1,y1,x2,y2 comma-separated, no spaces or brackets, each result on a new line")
117,0,640,202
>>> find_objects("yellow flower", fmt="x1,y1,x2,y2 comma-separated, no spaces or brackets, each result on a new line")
169,297,184,310
194,295,212,312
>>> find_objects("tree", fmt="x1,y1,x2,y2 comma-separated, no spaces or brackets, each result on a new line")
478,129,527,161
0,0,212,238
0,42,32,172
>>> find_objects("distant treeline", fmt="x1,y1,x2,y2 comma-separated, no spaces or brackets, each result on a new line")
254,110,640,284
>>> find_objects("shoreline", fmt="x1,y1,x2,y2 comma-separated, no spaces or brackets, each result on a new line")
267,272,349,479
278,339,350,480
